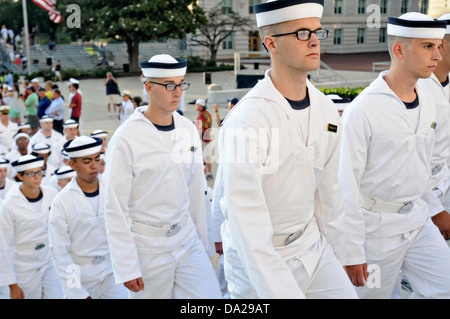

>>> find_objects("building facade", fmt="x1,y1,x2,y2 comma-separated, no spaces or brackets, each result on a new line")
192,0,449,59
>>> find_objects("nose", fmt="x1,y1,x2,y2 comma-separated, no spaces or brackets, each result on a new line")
434,47,443,62
309,32,319,47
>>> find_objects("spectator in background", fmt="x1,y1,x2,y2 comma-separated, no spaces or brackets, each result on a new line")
24,86,39,135
37,87,51,119
104,72,119,117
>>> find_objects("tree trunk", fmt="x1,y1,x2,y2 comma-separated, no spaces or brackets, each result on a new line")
126,35,140,73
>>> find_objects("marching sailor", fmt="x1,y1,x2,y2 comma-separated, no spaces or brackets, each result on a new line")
216,0,357,298
339,13,450,298
103,54,221,299
48,136,127,299
0,155,63,299
50,119,78,170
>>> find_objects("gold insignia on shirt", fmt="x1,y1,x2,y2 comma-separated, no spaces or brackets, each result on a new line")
190,146,197,152
327,123,338,133
431,122,437,129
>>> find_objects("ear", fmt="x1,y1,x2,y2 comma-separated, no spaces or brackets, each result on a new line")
263,35,277,54
68,159,76,170
392,42,406,60
144,81,153,95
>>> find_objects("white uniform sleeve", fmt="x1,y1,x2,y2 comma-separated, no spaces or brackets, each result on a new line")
211,164,225,243
313,116,347,265
0,203,17,286
49,199,90,299
339,107,369,266
221,124,306,299
103,137,142,284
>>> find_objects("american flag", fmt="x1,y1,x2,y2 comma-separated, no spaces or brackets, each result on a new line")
32,0,63,24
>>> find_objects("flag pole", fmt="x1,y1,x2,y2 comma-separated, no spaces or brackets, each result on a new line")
22,0,32,75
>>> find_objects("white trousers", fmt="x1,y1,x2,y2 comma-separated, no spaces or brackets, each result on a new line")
129,234,222,299
225,234,358,299
79,271,127,299
357,219,450,299
17,262,64,299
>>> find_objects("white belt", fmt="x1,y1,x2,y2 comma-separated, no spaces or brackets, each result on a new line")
272,218,315,247
71,253,106,265
361,196,414,214
16,239,48,252
131,216,187,237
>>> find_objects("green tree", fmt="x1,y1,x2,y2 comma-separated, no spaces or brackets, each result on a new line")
63,0,206,72
189,2,253,63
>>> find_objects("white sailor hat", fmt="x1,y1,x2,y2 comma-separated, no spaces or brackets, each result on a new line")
196,98,206,106
14,132,29,142
90,130,108,138
254,0,324,28
69,78,79,84
438,13,450,35
18,122,31,130
0,105,10,114
31,78,39,83
63,136,103,158
11,155,44,172
140,54,187,78
61,149,70,161
39,115,54,123
387,12,447,39
54,166,76,180
31,143,51,155
0,158,9,169
63,119,78,128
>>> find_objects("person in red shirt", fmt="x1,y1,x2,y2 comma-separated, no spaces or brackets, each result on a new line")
195,98,213,180
70,83,82,135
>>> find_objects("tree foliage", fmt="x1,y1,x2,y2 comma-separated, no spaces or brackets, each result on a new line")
190,2,253,63
61,0,206,72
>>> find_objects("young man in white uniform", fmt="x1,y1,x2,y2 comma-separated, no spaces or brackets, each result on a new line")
104,54,221,299
0,105,18,151
418,13,450,242
216,0,357,299
28,115,63,153
0,155,63,299
50,119,78,170
49,136,127,299
339,13,450,298
49,165,76,192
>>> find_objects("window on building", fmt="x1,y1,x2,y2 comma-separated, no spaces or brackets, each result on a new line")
222,0,233,14
379,28,387,43
358,0,366,14
420,0,428,14
334,29,342,45
249,0,262,14
334,0,343,14
401,0,408,14
380,0,388,14
223,33,234,50
357,28,365,44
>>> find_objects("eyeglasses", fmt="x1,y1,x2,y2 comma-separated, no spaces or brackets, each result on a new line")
22,170,45,177
148,81,190,91
271,29,329,41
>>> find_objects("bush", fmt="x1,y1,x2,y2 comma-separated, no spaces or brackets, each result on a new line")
320,87,365,100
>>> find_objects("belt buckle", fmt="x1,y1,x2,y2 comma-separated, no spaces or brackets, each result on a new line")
92,256,105,265
285,230,302,246
399,202,414,214
35,243,45,251
432,165,442,176
168,224,181,237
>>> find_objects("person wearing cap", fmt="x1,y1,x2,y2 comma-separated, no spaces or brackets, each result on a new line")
216,0,357,299
28,115,63,154
0,158,14,199
213,97,238,127
0,105,18,151
119,90,134,124
90,130,108,154
24,86,39,135
5,132,29,181
45,89,65,134
48,136,127,299
37,87,51,119
339,12,450,298
417,13,450,242
0,155,64,299
50,119,78,170
49,165,75,192
195,98,213,180
17,122,31,136
104,54,221,299
31,142,55,186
